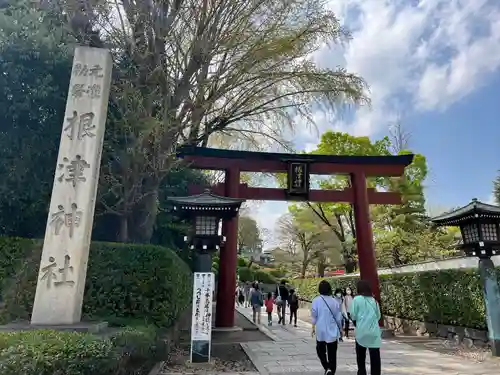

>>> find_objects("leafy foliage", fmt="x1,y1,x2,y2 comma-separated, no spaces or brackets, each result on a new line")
0,325,164,375
26,0,369,242
292,268,495,329
276,206,342,277
0,5,73,238
0,237,37,291
274,130,457,274
238,216,263,255
0,239,192,327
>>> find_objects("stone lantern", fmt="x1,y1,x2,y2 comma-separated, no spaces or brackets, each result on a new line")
431,198,500,356
167,189,245,272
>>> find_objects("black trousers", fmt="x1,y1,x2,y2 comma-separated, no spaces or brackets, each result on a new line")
289,307,297,325
355,341,381,375
316,340,338,373
280,303,286,324
344,317,350,337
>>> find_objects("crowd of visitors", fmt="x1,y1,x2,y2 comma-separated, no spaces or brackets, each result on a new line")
235,278,382,375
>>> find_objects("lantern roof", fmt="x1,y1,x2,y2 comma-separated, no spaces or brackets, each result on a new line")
167,189,245,212
430,198,500,226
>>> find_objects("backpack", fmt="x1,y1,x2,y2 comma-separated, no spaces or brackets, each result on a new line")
290,294,298,303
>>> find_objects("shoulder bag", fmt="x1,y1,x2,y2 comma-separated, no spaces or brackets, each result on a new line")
275,285,283,305
320,296,343,340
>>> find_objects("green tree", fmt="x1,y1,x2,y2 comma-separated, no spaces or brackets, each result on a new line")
0,3,209,246
38,0,367,243
238,216,262,255
296,130,452,271
276,205,341,277
0,3,74,237
302,131,391,272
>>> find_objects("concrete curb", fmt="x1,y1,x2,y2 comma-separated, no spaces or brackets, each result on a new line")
240,342,270,375
147,361,164,375
235,307,280,342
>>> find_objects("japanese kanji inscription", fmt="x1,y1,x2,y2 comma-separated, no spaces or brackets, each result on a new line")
40,255,75,288
57,155,90,187
71,83,102,99
50,203,82,238
31,46,112,326
64,111,96,140
73,63,104,78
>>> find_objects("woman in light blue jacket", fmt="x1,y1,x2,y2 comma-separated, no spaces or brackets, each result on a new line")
311,280,343,375
348,279,381,375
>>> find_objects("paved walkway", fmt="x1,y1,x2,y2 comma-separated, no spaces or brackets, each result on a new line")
236,306,500,375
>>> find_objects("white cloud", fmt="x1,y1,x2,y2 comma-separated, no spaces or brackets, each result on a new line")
252,0,500,238
307,0,500,137
486,193,497,205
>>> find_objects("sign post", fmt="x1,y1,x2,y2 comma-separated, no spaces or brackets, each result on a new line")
190,272,215,363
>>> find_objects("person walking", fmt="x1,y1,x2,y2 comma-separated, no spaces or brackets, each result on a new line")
348,280,381,375
265,292,275,326
237,285,245,306
275,280,289,325
342,286,354,338
333,288,345,336
288,288,299,327
311,280,343,375
250,283,264,324
244,282,251,307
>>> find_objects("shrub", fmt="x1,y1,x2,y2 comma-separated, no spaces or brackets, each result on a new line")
0,239,192,327
269,268,286,279
238,266,254,282
0,237,37,295
253,269,277,284
237,257,247,267
0,326,163,375
292,267,498,330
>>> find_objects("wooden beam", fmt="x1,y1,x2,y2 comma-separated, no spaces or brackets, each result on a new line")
189,184,401,205
182,155,407,176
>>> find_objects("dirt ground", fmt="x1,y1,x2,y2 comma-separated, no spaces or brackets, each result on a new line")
160,308,269,374
161,344,257,374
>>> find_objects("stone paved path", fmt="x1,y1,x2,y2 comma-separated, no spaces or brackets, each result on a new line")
236,306,500,375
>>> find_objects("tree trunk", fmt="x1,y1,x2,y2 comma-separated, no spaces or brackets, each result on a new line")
130,187,160,243
119,215,129,243
300,262,307,278
317,262,326,277
344,258,357,273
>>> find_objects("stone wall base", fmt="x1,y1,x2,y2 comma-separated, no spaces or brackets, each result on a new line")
383,315,490,348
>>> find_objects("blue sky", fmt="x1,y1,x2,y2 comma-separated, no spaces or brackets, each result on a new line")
247,0,500,248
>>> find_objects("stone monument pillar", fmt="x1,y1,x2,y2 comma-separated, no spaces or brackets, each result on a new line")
30,47,112,325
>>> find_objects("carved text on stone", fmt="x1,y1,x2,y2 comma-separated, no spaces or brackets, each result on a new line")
70,83,102,99
40,255,75,288
50,203,82,238
64,111,96,140
73,63,104,78
57,155,90,187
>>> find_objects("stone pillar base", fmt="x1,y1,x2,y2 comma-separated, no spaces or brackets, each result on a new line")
0,321,108,333
492,339,500,357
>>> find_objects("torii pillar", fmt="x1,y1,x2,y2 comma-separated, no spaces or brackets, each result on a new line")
215,167,240,327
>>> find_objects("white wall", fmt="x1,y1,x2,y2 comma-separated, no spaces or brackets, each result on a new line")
350,255,500,276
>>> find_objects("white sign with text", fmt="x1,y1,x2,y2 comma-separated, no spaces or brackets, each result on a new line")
190,272,214,363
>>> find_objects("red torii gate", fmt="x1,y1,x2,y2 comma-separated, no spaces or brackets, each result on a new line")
178,146,414,328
